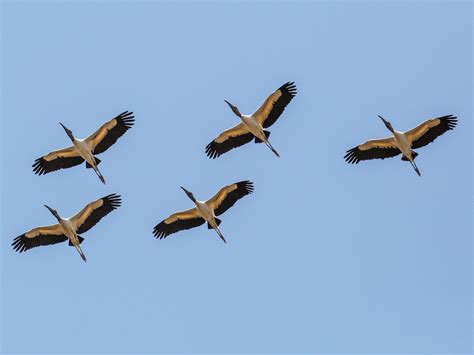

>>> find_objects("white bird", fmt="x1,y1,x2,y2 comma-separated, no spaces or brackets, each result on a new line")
33,111,135,184
344,115,458,176
153,181,254,243
206,82,297,158
12,194,121,262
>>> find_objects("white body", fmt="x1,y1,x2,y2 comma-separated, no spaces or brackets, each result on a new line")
73,139,96,167
241,115,266,142
58,218,79,244
194,200,225,241
58,217,86,260
72,138,105,183
392,130,412,158
195,201,216,224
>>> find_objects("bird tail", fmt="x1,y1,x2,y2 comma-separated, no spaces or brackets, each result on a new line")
264,140,280,158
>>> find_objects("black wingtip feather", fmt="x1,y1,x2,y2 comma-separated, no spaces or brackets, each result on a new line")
262,82,297,128
153,217,205,239
280,81,297,97
344,147,360,164
410,114,458,149
213,180,255,216
116,111,135,128
205,133,254,159
237,180,254,194
103,193,122,209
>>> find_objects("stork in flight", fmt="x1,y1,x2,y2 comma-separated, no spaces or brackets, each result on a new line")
153,181,254,243
12,194,121,262
33,111,135,184
205,82,297,159
344,115,457,176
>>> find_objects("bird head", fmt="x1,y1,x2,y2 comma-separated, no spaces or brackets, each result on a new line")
44,205,60,220
224,100,241,117
59,123,75,141
378,115,394,133
180,186,196,203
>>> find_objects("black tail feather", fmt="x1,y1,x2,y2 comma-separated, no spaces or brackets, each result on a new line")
254,131,270,144
69,236,84,246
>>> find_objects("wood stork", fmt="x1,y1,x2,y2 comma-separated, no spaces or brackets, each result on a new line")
32,111,135,184
12,194,121,262
205,82,297,158
153,181,254,243
344,115,457,176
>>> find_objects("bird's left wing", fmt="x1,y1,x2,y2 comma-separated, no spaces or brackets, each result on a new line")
344,137,401,164
70,193,121,234
405,115,457,149
85,111,135,154
205,123,254,159
206,180,254,216
253,82,297,128
153,208,205,239
33,146,84,175
12,224,67,253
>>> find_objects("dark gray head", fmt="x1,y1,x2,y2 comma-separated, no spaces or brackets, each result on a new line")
378,115,394,133
180,186,197,203
44,205,61,221
59,123,75,141
224,100,241,117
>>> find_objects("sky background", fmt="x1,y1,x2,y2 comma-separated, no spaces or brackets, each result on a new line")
0,1,472,354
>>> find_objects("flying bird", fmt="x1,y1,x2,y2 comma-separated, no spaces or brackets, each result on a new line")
12,194,121,262
32,111,135,184
205,82,297,158
344,115,457,176
153,181,254,243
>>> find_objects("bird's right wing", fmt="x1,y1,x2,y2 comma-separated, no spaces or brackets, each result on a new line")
33,146,84,175
405,115,457,149
12,224,67,253
85,111,135,154
206,180,254,216
153,208,205,239
253,82,297,128
205,123,254,159
70,194,122,234
344,137,401,164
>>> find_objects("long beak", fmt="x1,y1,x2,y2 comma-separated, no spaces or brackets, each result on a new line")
224,100,233,109
180,186,190,195
59,122,69,132
378,115,388,125
44,205,54,214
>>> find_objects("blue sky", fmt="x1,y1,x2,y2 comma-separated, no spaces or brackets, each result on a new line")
1,1,472,354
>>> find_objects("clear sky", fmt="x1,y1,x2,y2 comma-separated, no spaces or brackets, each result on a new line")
1,1,472,354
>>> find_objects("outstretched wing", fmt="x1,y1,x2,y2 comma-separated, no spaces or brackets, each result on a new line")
33,146,84,175
12,224,67,253
86,111,135,154
205,123,254,159
405,115,457,149
344,137,401,164
253,82,297,128
206,180,254,216
70,194,122,234
153,208,205,239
